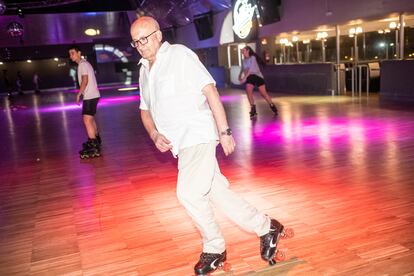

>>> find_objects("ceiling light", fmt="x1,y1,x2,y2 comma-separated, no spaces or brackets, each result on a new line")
85,28,100,36
316,32,328,39
279,38,289,45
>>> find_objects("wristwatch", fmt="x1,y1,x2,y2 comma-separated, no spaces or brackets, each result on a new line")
220,128,232,136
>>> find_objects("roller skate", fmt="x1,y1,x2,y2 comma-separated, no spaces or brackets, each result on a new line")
269,103,278,115
96,134,102,145
79,138,101,159
260,218,294,265
249,104,257,119
194,250,231,276
82,134,102,149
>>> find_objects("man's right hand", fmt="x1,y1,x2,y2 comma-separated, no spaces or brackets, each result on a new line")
151,131,173,153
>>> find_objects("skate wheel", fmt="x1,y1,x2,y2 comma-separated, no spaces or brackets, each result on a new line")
275,250,286,261
269,259,276,266
283,228,294,239
222,262,231,272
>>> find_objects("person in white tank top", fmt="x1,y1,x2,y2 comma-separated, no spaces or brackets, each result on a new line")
239,46,278,119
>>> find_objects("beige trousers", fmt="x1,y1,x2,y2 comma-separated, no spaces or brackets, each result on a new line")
177,141,270,253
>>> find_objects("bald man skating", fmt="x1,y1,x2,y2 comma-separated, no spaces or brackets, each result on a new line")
130,16,293,275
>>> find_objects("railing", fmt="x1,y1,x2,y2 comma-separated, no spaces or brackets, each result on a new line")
356,64,370,97
337,63,372,97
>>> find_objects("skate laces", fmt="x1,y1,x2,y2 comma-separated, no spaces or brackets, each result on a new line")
199,252,221,263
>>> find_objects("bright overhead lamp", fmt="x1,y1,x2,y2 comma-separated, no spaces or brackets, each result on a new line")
279,38,289,45
389,22,397,29
85,28,100,36
316,32,328,39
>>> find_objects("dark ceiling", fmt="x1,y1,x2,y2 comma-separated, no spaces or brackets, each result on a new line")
2,0,232,28
0,0,233,60
2,0,137,14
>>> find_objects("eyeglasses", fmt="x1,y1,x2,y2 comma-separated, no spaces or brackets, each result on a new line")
130,30,158,47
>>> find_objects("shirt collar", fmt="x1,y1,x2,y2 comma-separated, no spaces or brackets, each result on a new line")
138,41,171,69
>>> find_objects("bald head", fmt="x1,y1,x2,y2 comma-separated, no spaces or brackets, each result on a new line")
130,16,160,35
130,16,163,63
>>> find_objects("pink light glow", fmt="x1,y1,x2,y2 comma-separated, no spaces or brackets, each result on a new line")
38,95,140,113
65,84,139,93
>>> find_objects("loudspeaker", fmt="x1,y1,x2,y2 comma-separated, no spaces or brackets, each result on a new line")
193,12,214,40
162,27,176,43
256,0,281,25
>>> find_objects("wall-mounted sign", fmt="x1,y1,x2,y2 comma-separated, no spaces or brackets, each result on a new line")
232,0,257,40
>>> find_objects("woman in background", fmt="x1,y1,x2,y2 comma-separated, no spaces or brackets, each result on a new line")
239,46,278,119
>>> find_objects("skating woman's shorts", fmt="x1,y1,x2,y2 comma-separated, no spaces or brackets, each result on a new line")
246,74,265,87
82,97,99,115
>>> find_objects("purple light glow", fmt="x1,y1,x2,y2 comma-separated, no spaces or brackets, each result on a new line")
251,117,395,144
65,84,139,93
99,95,140,104
40,104,80,112
38,95,140,113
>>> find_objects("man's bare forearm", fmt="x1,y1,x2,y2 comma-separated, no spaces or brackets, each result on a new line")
202,84,229,133
141,110,158,141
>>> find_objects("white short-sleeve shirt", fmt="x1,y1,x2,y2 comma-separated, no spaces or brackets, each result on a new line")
242,56,264,79
139,42,218,156
78,59,100,100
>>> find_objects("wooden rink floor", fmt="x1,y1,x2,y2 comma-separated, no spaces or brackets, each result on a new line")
1,88,414,275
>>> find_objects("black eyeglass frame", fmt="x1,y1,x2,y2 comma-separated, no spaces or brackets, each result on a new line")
130,30,158,47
